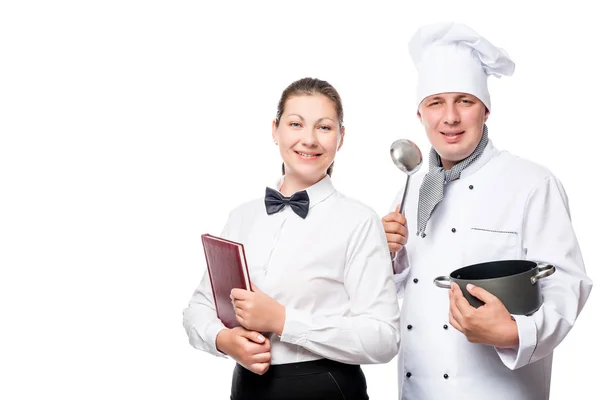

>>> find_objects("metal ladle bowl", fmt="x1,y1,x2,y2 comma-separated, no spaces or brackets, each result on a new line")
390,139,423,214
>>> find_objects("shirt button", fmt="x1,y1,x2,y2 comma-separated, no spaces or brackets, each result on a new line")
413,278,419,283
406,372,412,378
407,324,413,330
444,374,449,379
469,185,474,190
443,324,448,330
451,228,456,233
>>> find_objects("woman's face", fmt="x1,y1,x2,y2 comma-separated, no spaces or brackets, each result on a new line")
273,94,344,186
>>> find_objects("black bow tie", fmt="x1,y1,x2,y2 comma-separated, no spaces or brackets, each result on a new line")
264,187,310,219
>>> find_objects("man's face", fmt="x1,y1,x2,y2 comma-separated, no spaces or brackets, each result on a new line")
418,92,489,169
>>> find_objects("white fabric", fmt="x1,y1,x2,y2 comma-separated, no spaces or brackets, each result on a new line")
391,140,592,399
183,175,401,365
409,22,515,110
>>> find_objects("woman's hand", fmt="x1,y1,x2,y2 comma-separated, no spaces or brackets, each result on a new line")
216,326,271,375
231,284,286,335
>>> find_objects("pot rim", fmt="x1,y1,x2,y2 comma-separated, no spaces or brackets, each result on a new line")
450,260,538,281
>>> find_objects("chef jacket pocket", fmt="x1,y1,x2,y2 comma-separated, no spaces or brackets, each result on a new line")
463,227,521,266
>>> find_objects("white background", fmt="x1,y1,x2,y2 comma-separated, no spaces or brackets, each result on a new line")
1,1,598,399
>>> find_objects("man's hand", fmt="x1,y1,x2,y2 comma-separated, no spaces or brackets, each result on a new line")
216,326,271,375
448,282,519,348
382,204,408,253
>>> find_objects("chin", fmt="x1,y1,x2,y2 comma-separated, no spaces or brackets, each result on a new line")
436,144,471,161
285,163,321,175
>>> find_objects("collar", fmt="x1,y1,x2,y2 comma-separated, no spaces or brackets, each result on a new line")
272,174,335,210
452,139,499,179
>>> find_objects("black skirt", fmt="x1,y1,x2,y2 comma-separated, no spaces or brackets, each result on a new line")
230,358,369,400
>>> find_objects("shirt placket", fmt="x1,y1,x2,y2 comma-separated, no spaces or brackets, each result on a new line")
263,208,291,276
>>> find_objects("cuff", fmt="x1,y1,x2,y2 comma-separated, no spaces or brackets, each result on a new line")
392,247,409,275
279,307,312,346
391,248,411,296
205,323,228,358
495,314,537,370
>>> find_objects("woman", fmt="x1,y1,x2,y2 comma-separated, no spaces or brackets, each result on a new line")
183,77,400,400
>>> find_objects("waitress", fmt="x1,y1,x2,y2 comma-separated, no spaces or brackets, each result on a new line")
382,22,593,399
183,77,401,399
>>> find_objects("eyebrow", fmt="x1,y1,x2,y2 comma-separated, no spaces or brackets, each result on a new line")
316,117,335,124
286,114,336,123
427,94,471,102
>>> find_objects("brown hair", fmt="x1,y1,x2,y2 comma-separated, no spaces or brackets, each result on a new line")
275,77,344,177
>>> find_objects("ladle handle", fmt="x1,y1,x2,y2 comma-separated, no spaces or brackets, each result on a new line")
399,175,411,215
390,175,411,262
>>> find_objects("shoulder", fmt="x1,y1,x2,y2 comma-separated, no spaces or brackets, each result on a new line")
495,151,555,182
227,197,265,222
482,150,563,196
329,190,382,225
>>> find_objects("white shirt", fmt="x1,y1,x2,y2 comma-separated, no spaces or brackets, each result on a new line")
183,175,401,365
391,140,592,400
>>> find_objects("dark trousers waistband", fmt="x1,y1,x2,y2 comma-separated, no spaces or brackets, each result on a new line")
231,359,368,400
243,358,360,378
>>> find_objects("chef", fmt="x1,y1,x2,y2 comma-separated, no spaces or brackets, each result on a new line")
382,22,593,399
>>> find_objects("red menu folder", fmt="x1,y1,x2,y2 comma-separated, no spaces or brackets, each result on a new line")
201,234,252,328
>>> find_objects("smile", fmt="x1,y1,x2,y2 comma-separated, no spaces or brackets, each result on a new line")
441,131,465,137
295,151,322,158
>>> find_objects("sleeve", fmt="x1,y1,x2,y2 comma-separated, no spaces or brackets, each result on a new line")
182,212,237,358
389,187,411,297
279,213,401,364
495,176,593,370
392,247,411,297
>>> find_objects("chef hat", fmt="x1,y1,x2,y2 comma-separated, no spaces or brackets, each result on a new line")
409,22,515,111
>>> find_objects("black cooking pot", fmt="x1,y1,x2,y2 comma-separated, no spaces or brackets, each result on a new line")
434,260,555,315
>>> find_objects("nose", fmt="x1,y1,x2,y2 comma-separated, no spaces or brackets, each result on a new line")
300,127,319,147
443,104,460,125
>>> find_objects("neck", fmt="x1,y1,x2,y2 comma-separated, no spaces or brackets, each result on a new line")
279,172,326,197
440,158,458,170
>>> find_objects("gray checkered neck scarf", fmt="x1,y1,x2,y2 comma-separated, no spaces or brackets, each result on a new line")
416,125,489,237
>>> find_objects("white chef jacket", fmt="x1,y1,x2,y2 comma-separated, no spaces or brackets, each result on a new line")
391,140,592,400
183,175,401,366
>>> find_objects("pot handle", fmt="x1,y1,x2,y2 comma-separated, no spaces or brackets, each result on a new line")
434,276,452,289
530,263,555,285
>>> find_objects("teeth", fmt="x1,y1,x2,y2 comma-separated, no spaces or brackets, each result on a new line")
298,152,318,157
443,132,462,137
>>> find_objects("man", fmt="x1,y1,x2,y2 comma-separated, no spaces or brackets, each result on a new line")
383,22,593,399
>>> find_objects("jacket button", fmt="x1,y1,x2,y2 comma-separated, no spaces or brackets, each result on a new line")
469,185,474,190
451,228,456,233
413,278,419,283
443,324,448,330
444,374,449,379
407,324,413,330
406,372,412,378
